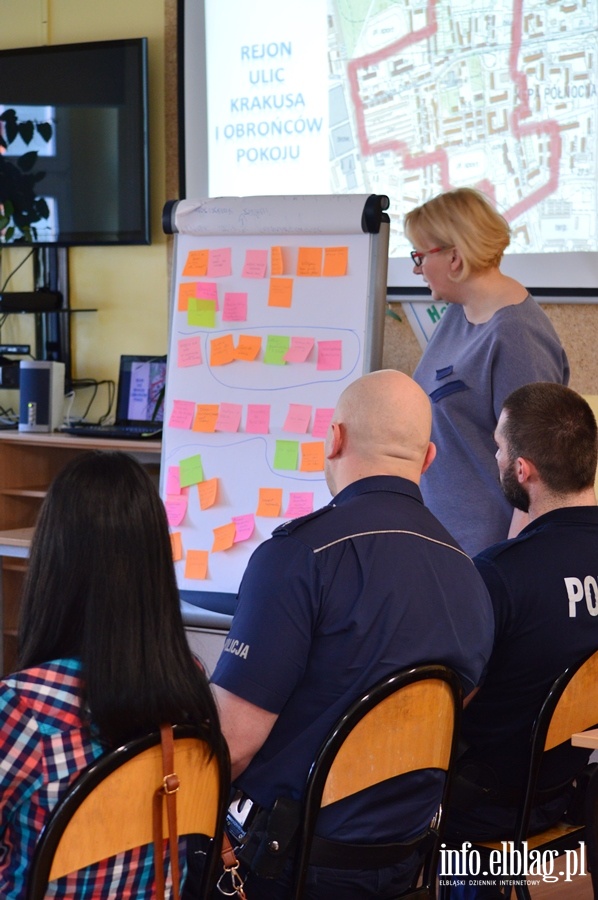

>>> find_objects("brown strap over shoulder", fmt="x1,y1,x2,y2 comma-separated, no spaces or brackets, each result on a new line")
153,724,181,900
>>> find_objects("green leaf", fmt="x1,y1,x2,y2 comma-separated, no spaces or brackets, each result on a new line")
36,122,53,143
18,121,34,145
17,151,38,173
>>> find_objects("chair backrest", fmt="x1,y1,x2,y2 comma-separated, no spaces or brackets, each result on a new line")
294,664,463,897
514,647,598,842
25,724,230,900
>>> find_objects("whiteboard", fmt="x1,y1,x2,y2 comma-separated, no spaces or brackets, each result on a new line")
161,195,389,619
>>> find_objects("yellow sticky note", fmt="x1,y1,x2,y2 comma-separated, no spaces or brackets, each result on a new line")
212,522,236,552
193,404,219,433
271,245,284,275
198,477,219,510
182,249,208,277
257,487,283,517
170,531,183,562
179,454,204,487
297,246,322,277
185,549,209,580
323,246,349,276
300,441,325,472
268,277,293,308
210,334,235,366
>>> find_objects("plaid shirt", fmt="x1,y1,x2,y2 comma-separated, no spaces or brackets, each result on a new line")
0,658,178,899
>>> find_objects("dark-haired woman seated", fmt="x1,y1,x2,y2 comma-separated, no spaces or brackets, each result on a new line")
0,451,223,899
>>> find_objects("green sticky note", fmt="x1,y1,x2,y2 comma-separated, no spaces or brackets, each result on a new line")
274,440,299,470
264,335,290,365
179,453,204,487
187,297,216,328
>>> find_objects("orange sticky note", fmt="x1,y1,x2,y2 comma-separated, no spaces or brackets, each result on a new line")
268,277,293,308
234,334,262,361
212,522,236,552
178,281,199,311
256,487,283,517
323,246,349,276
185,549,209,580
297,247,322,277
271,245,284,275
170,531,183,562
300,441,325,472
193,404,219,433
198,477,219,510
210,334,235,366
182,250,208,277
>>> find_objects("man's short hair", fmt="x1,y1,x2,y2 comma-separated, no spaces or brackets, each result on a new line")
502,382,598,494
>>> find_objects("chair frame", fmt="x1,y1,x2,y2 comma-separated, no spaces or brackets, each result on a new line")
292,663,463,900
25,723,230,900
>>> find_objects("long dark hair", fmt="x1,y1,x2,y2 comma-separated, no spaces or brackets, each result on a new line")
18,450,221,749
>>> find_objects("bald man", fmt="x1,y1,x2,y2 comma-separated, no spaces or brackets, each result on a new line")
210,370,494,900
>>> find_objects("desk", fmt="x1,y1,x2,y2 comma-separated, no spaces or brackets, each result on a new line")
571,729,598,750
0,431,161,675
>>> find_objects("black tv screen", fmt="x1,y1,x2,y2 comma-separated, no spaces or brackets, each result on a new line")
0,37,150,246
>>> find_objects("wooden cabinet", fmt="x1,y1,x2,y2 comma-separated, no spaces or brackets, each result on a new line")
0,432,161,675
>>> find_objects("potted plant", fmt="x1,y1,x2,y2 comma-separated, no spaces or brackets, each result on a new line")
0,108,53,244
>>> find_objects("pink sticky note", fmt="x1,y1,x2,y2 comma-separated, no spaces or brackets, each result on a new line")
195,281,218,301
168,400,195,429
285,492,314,518
215,402,243,433
283,403,312,434
207,247,232,277
178,336,202,368
316,340,342,371
165,494,188,527
232,513,255,543
312,408,335,438
166,466,181,495
284,336,315,363
223,292,248,322
246,404,270,434
242,249,268,278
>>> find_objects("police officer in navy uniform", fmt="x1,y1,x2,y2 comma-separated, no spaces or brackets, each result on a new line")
210,369,494,899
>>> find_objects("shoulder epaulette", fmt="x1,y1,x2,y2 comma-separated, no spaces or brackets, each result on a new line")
272,503,334,536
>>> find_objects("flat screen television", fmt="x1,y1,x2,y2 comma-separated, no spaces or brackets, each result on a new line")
0,37,150,246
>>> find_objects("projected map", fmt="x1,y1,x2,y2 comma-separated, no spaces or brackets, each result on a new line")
327,0,598,257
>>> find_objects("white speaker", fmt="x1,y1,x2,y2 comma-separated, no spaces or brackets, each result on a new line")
19,361,65,433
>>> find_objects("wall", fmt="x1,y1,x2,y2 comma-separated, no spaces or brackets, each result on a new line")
0,0,172,420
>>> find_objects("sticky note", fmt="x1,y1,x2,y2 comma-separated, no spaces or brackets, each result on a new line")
193,404,219,433
170,531,183,562
195,281,218,301
178,336,202,367
285,492,314,518
179,454,204,488
264,335,290,365
242,249,268,278
283,403,312,434
297,247,322,277
188,297,216,328
165,494,188,527
185,549,209,580
223,292,248,322
207,247,232,277
323,246,349,276
268,277,293,308
215,402,243,433
317,340,342,371
198,477,218,510
312,407,335,438
178,281,199,311
257,487,283,517
168,400,195,430
166,465,181,495
182,249,208,277
246,404,270,434
233,514,255,543
212,522,236,552
234,334,262,361
284,336,314,363
210,334,235,366
274,440,299,470
300,441,325,472
271,245,284,275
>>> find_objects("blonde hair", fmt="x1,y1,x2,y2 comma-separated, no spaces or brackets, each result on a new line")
403,187,511,281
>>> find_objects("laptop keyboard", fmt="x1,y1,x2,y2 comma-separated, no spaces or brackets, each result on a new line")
61,424,162,439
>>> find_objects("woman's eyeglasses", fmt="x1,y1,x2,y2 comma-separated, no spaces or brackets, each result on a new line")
410,247,444,267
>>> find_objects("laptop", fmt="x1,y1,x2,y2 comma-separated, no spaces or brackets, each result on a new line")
62,355,167,439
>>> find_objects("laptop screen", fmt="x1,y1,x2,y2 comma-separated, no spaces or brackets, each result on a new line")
115,356,167,426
